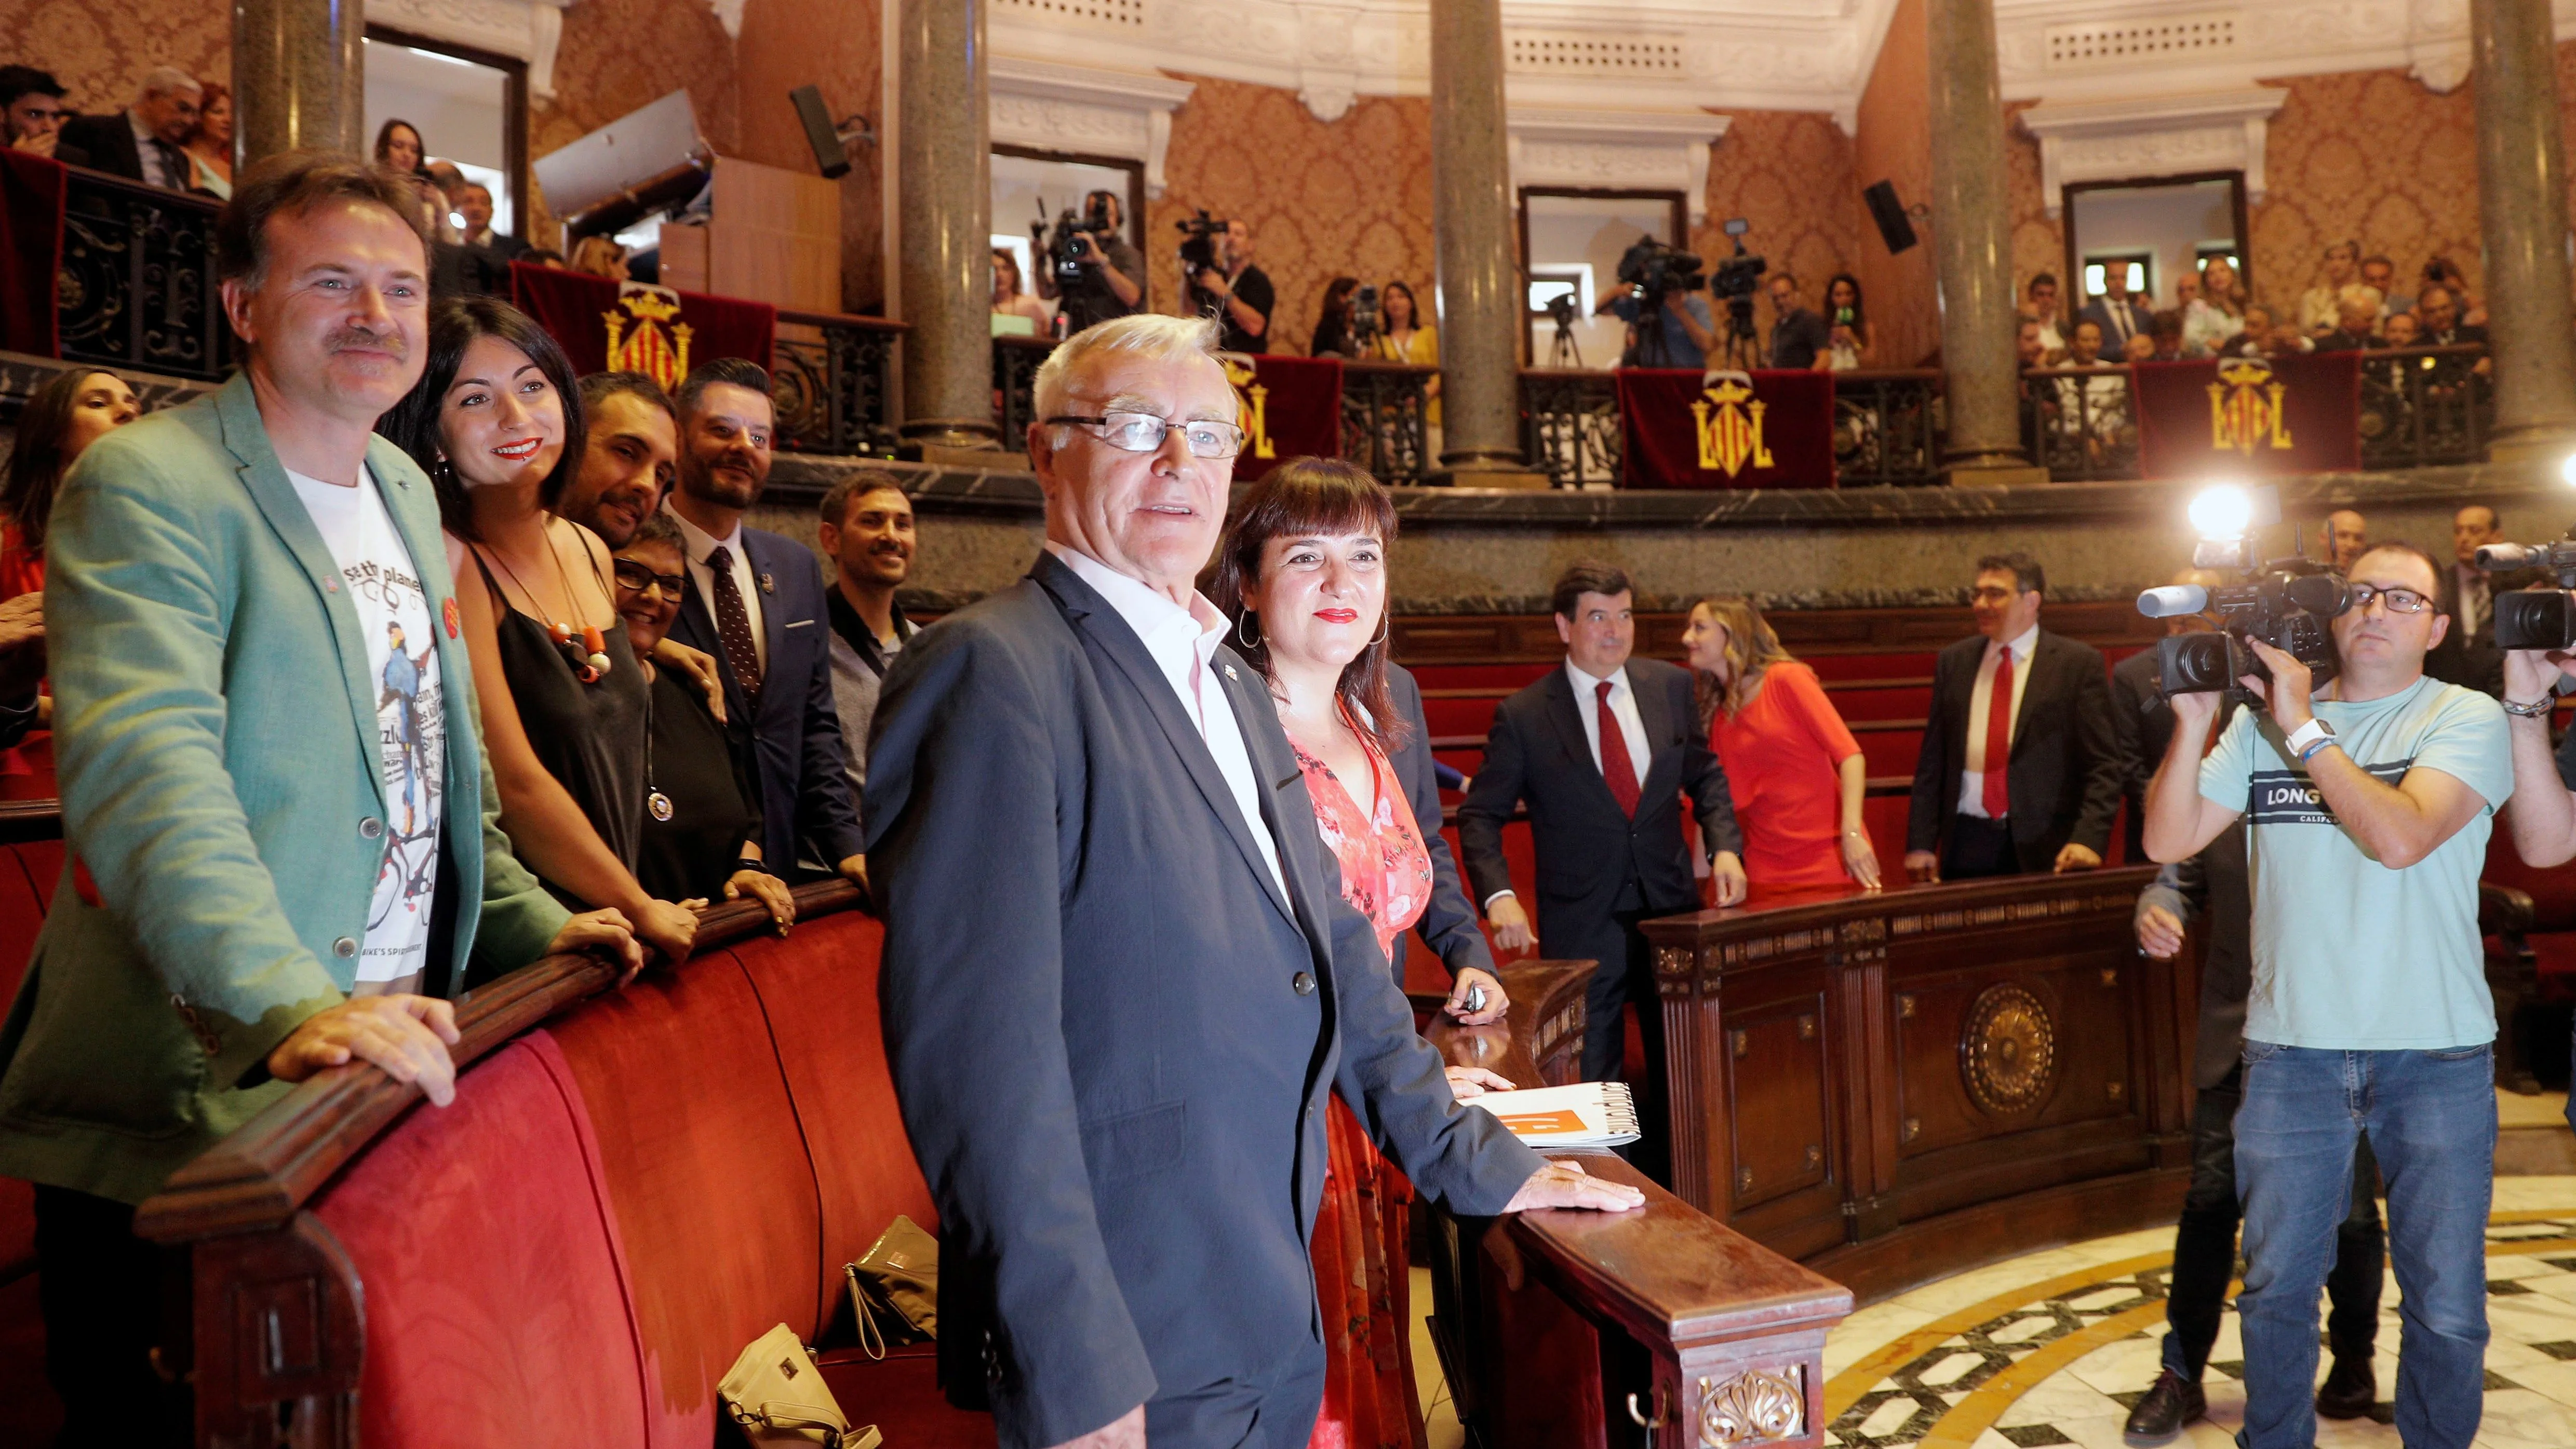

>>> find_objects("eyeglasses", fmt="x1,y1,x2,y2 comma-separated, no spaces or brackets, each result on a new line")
1047,411,1247,460
2348,583,2432,614
612,559,688,598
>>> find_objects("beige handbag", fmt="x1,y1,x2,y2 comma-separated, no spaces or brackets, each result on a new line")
844,1215,939,1359
717,1322,882,1449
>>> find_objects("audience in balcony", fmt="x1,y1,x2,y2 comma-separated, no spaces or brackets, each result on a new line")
1,65,74,161
989,247,1051,335
2049,319,2131,465
2171,271,2200,312
2121,331,2157,363
1034,188,1144,334
2180,259,2246,358
2024,272,2064,358
2363,254,2409,318
2416,287,2492,396
1683,595,1875,890
660,358,870,889
1372,280,1441,427
1308,276,1361,358
2015,314,2046,378
568,234,630,283
817,471,917,813
610,511,794,929
2315,293,2382,353
455,182,524,260
2077,267,2151,355
380,296,701,965
1765,273,1831,371
2144,308,2188,362
1819,273,1872,370
179,81,230,198
2421,256,2484,326
372,117,425,177
0,366,137,752
57,65,200,191
2298,242,2363,336
2381,311,2422,348
557,371,680,550
1186,216,1274,353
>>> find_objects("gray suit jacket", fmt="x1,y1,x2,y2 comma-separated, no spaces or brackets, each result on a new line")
863,552,1538,1447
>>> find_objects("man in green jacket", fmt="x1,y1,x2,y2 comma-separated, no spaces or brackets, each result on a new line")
0,151,641,1442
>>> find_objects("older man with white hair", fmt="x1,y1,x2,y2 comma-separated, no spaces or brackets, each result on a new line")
863,313,1642,1449
59,65,202,190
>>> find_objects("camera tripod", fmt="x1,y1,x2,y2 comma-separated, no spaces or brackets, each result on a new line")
1715,296,1763,370
1547,301,1584,368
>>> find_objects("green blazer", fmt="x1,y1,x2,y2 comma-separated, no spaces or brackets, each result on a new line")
0,374,569,1204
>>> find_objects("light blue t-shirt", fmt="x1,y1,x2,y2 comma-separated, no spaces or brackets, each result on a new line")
2198,675,2510,1050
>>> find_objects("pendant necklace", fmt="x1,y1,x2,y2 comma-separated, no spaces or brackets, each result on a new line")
485,524,612,683
642,678,673,822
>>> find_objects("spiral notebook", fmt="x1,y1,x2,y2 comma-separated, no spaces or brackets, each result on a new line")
1469,1082,1640,1149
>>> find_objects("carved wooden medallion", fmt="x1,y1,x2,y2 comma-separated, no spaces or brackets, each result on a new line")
1697,1364,1804,1445
1961,982,2056,1116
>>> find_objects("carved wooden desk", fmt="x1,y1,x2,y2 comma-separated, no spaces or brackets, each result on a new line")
1641,867,2194,1299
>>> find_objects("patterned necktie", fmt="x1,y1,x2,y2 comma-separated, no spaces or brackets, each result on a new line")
1595,679,1641,819
1981,648,2014,819
151,139,189,191
706,544,763,707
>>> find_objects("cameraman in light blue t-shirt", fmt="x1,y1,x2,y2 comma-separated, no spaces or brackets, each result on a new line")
2141,541,2508,1449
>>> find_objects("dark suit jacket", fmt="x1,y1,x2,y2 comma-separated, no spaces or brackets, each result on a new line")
2427,561,2507,697
1386,663,1495,986
664,521,865,871
2109,645,2239,862
57,113,144,184
1453,658,1741,972
1906,629,2122,869
2138,823,2249,1091
863,553,1537,1446
2077,297,2151,352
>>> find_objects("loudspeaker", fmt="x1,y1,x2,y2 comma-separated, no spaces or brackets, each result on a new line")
791,85,851,180
1864,180,1917,255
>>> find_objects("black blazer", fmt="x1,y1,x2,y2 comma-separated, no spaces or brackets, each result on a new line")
1453,658,1741,971
2077,297,2151,352
1906,629,2122,868
57,113,145,184
1385,663,1495,986
863,553,1537,1447
2426,562,2508,697
663,521,866,871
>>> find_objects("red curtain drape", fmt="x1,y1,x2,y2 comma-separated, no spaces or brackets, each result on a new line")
2133,352,2363,478
1615,367,1836,488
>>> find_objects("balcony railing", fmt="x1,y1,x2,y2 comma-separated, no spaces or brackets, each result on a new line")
1519,368,1946,488
1341,359,1432,485
58,167,230,382
1519,368,1621,488
771,307,904,457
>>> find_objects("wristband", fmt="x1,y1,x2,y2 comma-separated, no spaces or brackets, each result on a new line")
2297,736,2342,763
2504,694,2555,718
734,857,775,879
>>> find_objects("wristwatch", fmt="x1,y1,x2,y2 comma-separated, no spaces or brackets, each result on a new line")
2283,717,2338,761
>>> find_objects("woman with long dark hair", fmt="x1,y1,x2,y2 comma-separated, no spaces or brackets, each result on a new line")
1680,595,1876,889
373,118,425,175
2,367,138,601
1309,275,1360,357
1821,272,1871,370
1212,455,1511,1448
380,296,698,963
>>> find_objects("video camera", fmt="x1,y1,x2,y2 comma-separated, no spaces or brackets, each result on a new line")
1349,284,1382,351
2135,484,2351,704
2474,535,2576,650
1035,191,1116,287
1615,234,1706,305
1176,209,1231,275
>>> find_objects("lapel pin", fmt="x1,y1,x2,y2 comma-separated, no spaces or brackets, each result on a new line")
1222,662,1239,681
758,572,775,594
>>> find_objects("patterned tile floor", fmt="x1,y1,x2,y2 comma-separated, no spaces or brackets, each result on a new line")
1819,1176,2576,1449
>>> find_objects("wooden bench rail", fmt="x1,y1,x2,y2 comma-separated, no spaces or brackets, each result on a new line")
135,880,864,1245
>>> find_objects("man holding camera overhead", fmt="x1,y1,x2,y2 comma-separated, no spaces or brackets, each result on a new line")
1036,189,1145,334
1185,217,1273,354
1595,238,1715,370
2142,540,2507,1449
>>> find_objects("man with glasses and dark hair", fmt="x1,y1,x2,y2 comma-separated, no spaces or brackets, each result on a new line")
2142,540,2508,1449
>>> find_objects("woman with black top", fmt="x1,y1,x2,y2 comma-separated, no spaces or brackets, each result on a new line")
381,296,700,963
1309,275,1360,357
612,513,795,928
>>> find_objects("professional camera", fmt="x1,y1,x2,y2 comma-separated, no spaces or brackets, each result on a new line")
1349,284,1382,351
1035,191,1116,286
1176,209,1230,275
1615,235,1706,304
2135,484,2351,703
1708,218,1769,364
2474,534,2576,649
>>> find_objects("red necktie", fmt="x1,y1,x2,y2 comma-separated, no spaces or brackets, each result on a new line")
1982,648,2014,819
1596,679,1641,819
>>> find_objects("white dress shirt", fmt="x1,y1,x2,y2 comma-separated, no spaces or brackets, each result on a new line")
129,111,183,190
1045,542,1286,896
1483,658,1653,911
668,504,768,675
1958,624,2038,820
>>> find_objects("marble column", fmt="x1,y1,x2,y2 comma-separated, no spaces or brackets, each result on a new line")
2473,0,2576,467
1429,0,1547,488
232,0,364,166
1926,0,2044,487
897,0,1000,450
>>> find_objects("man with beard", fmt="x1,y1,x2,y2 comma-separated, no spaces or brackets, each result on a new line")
816,470,918,812
559,372,678,548
661,357,867,883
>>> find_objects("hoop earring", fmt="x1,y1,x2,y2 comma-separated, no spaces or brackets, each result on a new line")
1237,609,1261,650
1370,611,1390,647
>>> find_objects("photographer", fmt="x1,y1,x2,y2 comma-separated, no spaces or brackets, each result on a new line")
2141,542,2507,1449
1765,273,1831,371
1035,189,1145,333
1596,271,1714,370
1186,218,1274,353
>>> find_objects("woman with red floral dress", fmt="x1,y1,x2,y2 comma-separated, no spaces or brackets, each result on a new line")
0,368,140,786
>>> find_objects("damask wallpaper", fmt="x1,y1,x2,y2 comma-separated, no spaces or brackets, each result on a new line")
730,0,882,312
1852,0,1938,368
1148,73,1435,360
1694,110,1860,354
0,0,227,115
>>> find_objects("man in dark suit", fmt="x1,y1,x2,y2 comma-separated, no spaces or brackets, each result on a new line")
2427,503,2510,697
57,65,200,189
2110,569,2226,862
2076,269,2151,355
1455,561,1744,1178
1387,662,1508,1021
660,357,866,883
865,314,1638,1449
1904,552,2122,880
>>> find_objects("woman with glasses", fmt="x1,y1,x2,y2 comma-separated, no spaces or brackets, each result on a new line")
610,513,794,928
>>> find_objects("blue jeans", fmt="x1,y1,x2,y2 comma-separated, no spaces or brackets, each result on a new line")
2233,1041,2494,1449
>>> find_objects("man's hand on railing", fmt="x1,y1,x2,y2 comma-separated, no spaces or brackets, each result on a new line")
267,995,464,1105
553,906,647,985
1501,1157,1647,1214
1904,850,1940,884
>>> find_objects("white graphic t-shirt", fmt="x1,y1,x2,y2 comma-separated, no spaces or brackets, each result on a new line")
287,467,447,986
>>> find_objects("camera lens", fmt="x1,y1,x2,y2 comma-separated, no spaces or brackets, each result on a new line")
2157,633,2236,697
2495,591,2576,651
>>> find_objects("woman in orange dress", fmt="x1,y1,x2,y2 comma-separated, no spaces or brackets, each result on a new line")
0,368,140,784
1214,457,1514,1449
1680,595,1880,890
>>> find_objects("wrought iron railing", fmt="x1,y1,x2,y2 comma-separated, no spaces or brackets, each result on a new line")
992,335,1056,451
1831,370,1942,487
1519,369,1621,488
2021,364,2140,481
2357,344,2489,469
771,308,904,457
58,167,230,382
1341,360,1431,485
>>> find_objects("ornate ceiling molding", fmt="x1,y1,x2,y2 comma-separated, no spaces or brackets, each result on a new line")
2017,87,2289,217
987,57,1199,198
1994,0,2576,101
1507,108,1729,224
367,0,572,99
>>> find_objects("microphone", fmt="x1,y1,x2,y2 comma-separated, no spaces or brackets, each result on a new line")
2137,584,2209,619
2478,542,2545,572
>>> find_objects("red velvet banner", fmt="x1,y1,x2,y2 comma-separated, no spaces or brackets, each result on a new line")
1224,353,1344,481
2132,351,2363,478
508,263,776,391
1615,368,1835,489
0,152,65,358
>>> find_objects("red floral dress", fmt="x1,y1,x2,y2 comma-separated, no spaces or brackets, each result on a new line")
0,524,49,790
1289,724,1433,1449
